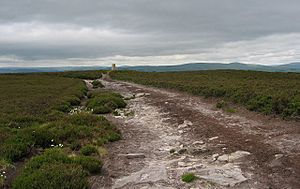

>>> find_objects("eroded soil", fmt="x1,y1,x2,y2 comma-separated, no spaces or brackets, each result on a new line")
90,78,300,189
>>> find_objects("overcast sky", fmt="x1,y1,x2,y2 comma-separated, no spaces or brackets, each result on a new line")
0,0,300,67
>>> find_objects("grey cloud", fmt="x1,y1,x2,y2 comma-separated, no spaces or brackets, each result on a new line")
0,0,300,66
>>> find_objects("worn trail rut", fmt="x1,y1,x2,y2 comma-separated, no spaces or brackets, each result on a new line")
89,78,300,189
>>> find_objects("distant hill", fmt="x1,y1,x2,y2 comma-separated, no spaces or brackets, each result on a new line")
1,62,300,73
0,66,109,73
274,62,300,71
119,62,300,72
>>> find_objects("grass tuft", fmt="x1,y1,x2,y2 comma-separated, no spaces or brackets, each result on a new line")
181,172,198,183
80,145,98,156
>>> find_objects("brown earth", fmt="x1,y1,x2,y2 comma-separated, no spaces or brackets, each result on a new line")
89,77,300,189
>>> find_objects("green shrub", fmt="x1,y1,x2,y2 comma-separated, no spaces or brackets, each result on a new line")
105,132,121,142
46,113,120,147
105,101,118,110
21,149,100,173
0,112,120,162
56,102,72,113
12,163,89,189
47,122,92,143
92,80,104,88
64,112,109,127
67,96,81,106
87,91,126,114
31,127,56,148
72,156,102,174
23,149,72,172
181,172,198,183
0,139,31,162
93,106,112,114
80,145,98,156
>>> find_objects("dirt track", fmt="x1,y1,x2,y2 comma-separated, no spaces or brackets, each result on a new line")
90,78,300,189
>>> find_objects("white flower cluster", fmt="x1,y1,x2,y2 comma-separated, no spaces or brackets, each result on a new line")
0,170,6,179
49,139,63,148
69,106,86,115
113,108,134,119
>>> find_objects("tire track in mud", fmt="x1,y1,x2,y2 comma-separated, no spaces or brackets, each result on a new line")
90,79,300,189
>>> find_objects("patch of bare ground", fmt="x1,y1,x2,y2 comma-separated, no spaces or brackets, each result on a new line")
91,78,300,189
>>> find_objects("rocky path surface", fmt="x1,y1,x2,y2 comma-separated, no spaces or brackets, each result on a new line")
90,78,300,189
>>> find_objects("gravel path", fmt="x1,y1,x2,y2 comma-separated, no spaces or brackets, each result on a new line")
90,78,300,189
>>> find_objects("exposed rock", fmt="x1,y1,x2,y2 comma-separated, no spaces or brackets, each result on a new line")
192,140,205,145
190,147,209,155
217,151,251,162
140,184,175,189
178,120,193,129
208,136,219,141
119,153,146,159
212,153,219,161
269,154,284,167
135,93,146,98
112,163,168,189
197,163,248,186
123,94,135,99
178,162,186,167
135,93,150,98
275,154,284,159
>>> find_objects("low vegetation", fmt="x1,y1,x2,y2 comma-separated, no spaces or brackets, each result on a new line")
181,172,198,183
0,73,122,188
45,70,103,80
111,70,300,119
92,80,104,88
0,74,87,127
87,91,127,114
12,149,102,189
80,145,98,156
